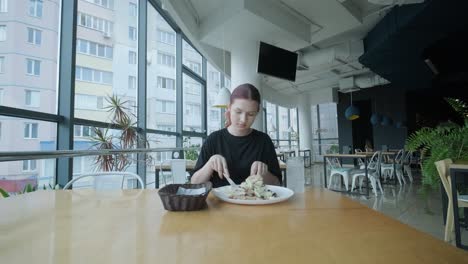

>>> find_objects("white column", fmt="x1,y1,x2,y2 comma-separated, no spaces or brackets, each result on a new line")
230,40,264,131
298,96,313,154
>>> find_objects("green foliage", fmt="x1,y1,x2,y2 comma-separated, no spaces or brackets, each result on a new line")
90,94,151,171
327,145,339,154
0,187,9,198
406,98,468,188
183,137,200,161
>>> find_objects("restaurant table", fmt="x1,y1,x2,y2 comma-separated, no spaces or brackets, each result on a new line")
450,163,468,249
155,160,287,188
323,153,373,196
1,189,467,264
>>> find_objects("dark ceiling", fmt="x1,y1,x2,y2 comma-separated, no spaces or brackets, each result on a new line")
359,0,468,91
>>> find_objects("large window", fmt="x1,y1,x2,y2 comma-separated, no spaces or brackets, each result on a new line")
183,40,202,77
183,74,202,132
75,66,112,85
147,6,177,131
312,103,338,161
265,101,298,149
206,62,222,134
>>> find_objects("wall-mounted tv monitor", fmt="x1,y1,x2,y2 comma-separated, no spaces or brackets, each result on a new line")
257,41,298,82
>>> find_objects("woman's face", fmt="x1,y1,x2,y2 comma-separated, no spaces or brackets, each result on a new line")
228,99,259,132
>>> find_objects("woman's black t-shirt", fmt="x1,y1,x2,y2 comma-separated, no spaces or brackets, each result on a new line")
192,128,281,187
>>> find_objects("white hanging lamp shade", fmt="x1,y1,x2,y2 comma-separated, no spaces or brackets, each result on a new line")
212,87,231,108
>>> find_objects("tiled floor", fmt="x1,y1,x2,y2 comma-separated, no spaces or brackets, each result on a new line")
305,163,468,247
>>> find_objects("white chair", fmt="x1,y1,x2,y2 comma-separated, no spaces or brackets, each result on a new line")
159,159,188,184
326,157,352,191
350,151,383,196
401,150,414,182
381,149,405,185
63,172,145,190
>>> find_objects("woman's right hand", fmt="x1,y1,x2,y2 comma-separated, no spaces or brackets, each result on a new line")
208,154,230,179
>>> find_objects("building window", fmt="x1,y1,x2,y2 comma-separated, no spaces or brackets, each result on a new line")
84,0,114,9
24,123,38,139
0,25,6,41
22,160,37,171
128,26,137,41
128,51,136,64
0,0,7,13
74,125,95,137
157,77,175,90
27,28,42,45
25,90,40,107
0,88,4,104
28,0,43,18
75,66,112,85
75,94,105,110
76,39,113,59
26,59,40,76
128,76,136,90
129,2,137,16
0,56,4,73
186,60,201,75
78,12,113,35
157,29,175,45
185,103,201,116
156,100,175,114
157,52,175,68
185,83,201,95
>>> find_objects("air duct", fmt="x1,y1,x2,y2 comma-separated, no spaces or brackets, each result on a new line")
338,73,389,93
298,40,364,71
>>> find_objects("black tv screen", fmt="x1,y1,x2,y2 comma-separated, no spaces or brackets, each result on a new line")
257,42,298,82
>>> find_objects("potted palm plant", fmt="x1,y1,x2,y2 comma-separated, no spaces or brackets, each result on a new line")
405,98,468,188
91,95,150,171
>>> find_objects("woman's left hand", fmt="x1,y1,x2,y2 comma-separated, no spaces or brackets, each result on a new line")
250,161,268,176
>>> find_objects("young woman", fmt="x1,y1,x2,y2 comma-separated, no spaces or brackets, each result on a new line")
190,83,281,187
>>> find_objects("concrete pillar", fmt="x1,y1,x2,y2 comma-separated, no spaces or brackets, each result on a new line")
298,95,313,154
230,40,264,131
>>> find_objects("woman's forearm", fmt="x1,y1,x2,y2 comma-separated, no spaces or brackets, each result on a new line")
190,163,213,184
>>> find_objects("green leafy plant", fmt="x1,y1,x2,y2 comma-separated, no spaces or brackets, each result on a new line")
183,137,200,161
326,145,339,154
406,98,468,188
0,183,60,198
90,95,151,171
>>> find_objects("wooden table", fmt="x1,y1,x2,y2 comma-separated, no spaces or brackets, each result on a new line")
1,189,467,263
155,160,287,188
449,163,468,249
323,153,373,196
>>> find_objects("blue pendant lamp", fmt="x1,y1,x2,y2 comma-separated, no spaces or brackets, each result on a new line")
381,116,393,126
345,92,360,120
370,113,381,126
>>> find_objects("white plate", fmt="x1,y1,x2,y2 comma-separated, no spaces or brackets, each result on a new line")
212,185,294,205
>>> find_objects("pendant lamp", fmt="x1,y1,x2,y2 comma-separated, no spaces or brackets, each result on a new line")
345,92,360,120
381,116,393,126
212,7,231,109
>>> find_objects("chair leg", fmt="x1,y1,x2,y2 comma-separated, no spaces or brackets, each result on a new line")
404,165,413,182
445,200,454,243
342,173,349,191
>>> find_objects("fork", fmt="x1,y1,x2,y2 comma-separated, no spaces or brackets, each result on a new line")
224,173,237,187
